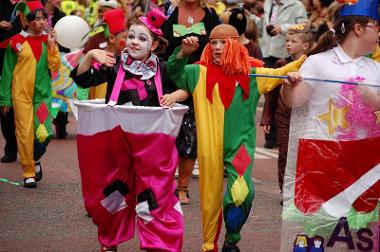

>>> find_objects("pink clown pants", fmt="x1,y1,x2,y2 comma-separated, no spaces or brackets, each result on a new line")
76,102,187,252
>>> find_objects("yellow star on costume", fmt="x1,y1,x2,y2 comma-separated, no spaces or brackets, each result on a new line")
374,111,380,124
317,99,350,135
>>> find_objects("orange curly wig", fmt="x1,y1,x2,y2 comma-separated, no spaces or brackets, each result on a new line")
200,38,251,76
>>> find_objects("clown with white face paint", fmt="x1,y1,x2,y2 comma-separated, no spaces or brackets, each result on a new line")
126,25,153,61
71,8,188,252
72,8,188,107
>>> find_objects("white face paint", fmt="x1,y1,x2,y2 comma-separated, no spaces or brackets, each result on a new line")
126,24,153,61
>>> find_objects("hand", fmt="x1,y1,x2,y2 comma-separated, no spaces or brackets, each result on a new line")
271,26,281,35
262,125,271,134
1,106,10,114
90,49,116,67
0,21,12,30
283,72,303,88
47,28,57,50
160,94,176,108
181,36,199,57
244,9,251,18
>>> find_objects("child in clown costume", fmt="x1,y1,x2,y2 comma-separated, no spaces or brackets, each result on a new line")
166,24,305,252
72,8,187,107
71,8,188,252
0,1,61,188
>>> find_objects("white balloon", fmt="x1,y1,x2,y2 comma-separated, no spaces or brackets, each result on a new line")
54,16,90,49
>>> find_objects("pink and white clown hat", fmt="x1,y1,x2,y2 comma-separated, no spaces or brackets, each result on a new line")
138,9,166,36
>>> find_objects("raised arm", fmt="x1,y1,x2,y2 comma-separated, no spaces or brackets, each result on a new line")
70,49,117,89
76,49,116,76
166,36,200,93
255,55,306,95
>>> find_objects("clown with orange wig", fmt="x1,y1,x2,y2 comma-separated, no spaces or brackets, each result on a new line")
166,24,305,252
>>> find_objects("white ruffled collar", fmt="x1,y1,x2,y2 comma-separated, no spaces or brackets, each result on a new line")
120,52,159,80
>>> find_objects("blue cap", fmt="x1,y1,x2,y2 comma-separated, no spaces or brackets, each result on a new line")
339,0,379,21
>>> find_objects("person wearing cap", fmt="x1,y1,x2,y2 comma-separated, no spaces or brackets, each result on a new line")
0,0,61,188
282,0,380,110
71,9,187,252
167,23,305,252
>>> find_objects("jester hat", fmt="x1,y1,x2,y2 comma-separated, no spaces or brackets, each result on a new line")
138,8,166,36
101,8,127,39
339,0,379,21
15,0,45,17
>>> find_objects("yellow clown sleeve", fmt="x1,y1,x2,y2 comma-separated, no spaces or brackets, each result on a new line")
47,45,61,72
256,55,306,95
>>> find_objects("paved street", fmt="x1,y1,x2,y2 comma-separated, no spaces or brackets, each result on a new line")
0,109,283,252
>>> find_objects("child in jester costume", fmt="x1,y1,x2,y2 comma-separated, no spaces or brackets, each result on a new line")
0,0,61,188
166,24,305,252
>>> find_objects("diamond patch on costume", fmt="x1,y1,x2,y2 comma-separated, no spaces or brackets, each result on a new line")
231,176,249,206
232,144,252,176
225,205,245,232
101,191,128,214
36,102,49,124
36,124,48,143
174,201,183,215
136,201,154,224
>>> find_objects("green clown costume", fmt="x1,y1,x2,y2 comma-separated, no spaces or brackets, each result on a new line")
167,24,304,251
0,1,61,184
